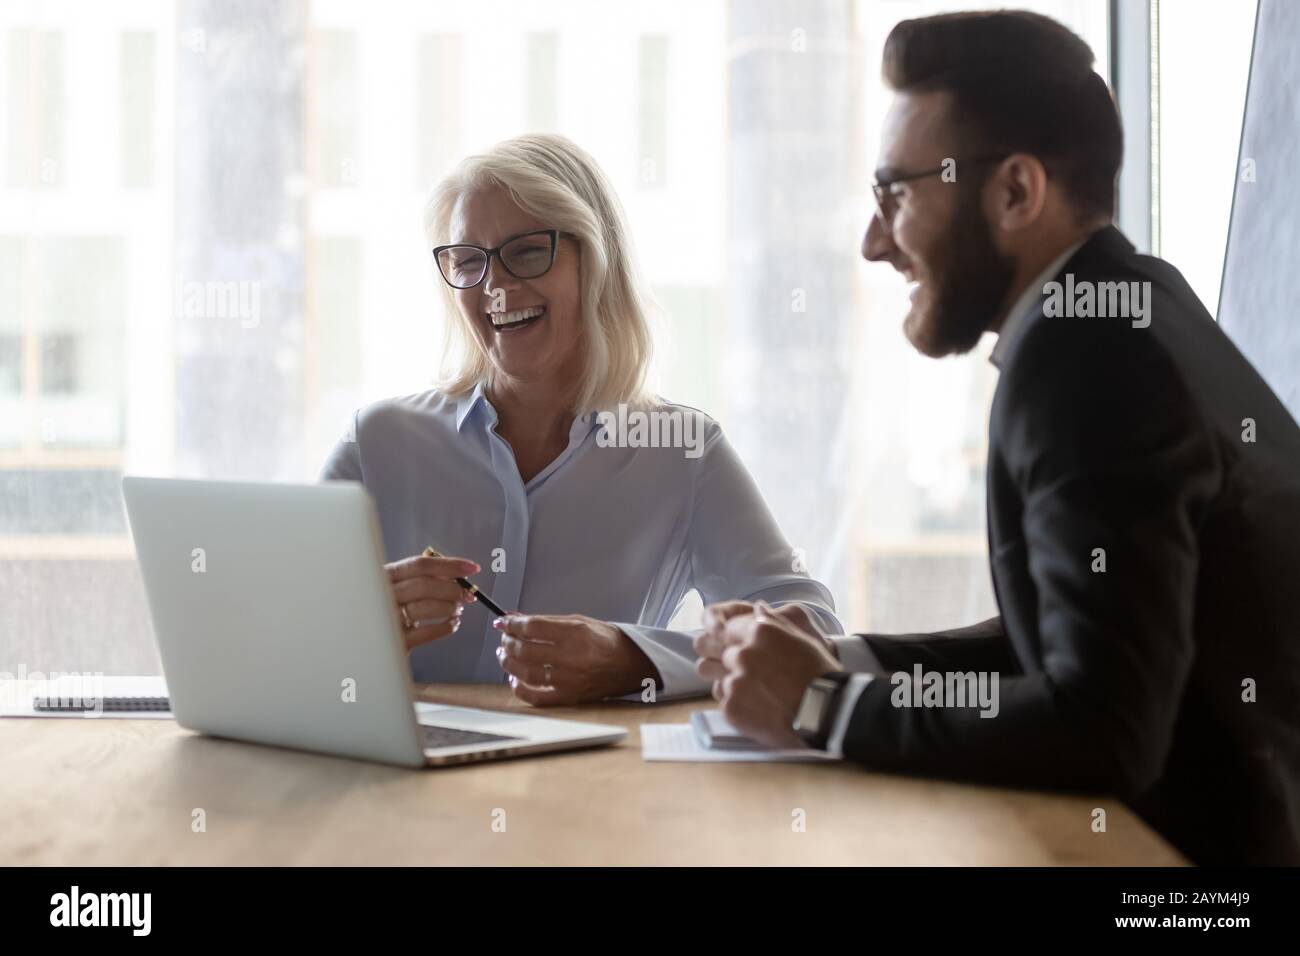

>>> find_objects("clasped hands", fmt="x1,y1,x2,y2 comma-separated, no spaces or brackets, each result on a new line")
693,600,843,748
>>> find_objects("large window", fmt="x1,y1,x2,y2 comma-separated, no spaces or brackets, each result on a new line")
0,1,1252,676
1153,0,1256,312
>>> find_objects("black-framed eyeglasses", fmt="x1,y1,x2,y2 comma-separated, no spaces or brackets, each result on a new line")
432,228,577,290
871,154,1009,225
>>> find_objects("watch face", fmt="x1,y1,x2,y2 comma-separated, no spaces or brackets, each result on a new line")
795,687,829,734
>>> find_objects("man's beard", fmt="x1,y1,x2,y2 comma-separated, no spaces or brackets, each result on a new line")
903,184,1016,358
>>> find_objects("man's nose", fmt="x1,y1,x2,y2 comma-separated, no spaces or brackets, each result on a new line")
862,211,894,263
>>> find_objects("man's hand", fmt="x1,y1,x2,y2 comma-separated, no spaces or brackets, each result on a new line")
697,600,832,660
693,601,842,748
494,613,660,706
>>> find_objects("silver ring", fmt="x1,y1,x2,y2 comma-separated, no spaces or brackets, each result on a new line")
400,605,412,629
543,663,554,685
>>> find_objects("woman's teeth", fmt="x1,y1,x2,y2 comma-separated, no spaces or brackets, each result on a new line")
488,305,546,328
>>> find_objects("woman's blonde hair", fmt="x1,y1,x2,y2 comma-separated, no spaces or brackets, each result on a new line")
424,133,657,413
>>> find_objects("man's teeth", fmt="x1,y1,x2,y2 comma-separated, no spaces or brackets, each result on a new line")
488,306,545,327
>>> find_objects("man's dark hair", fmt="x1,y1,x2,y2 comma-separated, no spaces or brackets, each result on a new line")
882,10,1123,220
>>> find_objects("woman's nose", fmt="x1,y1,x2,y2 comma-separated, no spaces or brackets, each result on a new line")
481,262,518,313
483,255,520,300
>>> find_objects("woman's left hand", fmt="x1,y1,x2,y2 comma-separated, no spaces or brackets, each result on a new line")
494,613,659,705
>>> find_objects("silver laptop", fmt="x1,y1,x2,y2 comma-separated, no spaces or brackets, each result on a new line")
121,476,627,767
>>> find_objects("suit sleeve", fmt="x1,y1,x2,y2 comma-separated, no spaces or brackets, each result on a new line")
839,322,1219,797
858,617,1020,676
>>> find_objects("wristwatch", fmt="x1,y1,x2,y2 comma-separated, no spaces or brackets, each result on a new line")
792,672,851,750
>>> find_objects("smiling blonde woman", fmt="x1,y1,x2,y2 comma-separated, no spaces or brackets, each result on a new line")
319,133,842,705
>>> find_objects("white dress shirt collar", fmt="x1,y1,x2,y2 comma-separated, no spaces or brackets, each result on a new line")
454,380,490,431
455,379,596,441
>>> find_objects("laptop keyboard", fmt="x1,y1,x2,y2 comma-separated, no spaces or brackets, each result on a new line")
420,723,522,750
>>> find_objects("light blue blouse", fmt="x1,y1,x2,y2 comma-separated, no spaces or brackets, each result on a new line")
318,384,842,698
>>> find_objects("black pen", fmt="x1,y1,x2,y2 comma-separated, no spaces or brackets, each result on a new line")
423,546,509,618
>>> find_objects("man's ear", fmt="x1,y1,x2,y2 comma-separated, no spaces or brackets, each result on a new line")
985,153,1049,232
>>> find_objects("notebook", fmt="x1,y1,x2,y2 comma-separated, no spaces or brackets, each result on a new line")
690,709,768,750
33,695,170,713
0,676,172,719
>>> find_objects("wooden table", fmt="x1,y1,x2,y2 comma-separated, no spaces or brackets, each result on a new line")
0,683,1186,865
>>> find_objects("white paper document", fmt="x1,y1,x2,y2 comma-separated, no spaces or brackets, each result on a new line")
640,723,838,763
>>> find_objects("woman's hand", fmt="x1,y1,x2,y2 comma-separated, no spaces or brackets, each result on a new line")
385,553,480,652
493,613,660,705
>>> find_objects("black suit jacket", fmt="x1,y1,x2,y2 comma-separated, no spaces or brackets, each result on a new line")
840,226,1300,865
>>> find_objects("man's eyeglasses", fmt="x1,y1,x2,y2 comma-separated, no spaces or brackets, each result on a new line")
432,228,577,290
871,154,1008,225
